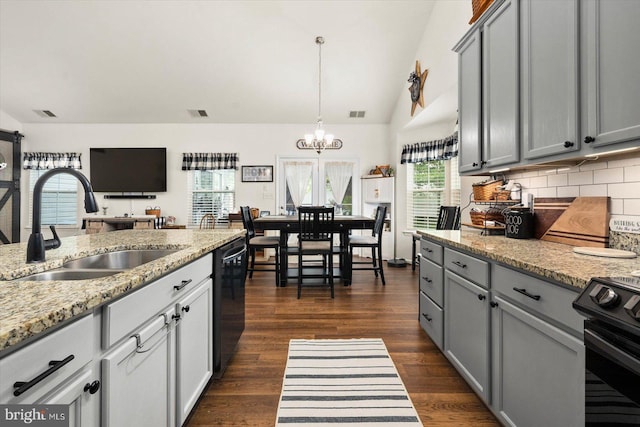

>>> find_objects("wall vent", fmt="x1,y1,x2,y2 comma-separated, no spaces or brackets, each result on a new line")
34,110,57,118
188,109,209,118
349,110,365,118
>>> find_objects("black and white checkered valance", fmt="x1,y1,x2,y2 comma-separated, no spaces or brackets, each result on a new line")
23,152,82,170
181,153,239,170
400,132,458,164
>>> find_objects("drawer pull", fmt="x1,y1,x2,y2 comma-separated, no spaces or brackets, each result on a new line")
421,276,432,283
421,313,432,322
424,248,433,253
174,279,192,291
181,305,190,313
84,380,101,394
490,301,499,308
478,294,486,301
513,287,541,301
452,260,467,269
13,355,75,396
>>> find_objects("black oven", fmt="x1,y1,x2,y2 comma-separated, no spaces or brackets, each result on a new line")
574,277,640,425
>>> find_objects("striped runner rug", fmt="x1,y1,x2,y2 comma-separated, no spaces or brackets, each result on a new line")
275,338,423,426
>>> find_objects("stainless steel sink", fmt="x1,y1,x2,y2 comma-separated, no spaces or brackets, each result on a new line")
62,249,179,270
14,269,124,281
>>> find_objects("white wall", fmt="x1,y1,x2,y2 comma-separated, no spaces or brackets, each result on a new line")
0,110,22,133
19,122,390,241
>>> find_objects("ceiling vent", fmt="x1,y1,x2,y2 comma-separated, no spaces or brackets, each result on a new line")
188,109,209,118
349,111,365,118
34,110,57,118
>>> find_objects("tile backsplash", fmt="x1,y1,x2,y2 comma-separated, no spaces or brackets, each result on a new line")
504,151,640,253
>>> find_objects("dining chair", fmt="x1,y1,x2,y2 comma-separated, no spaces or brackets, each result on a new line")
348,205,387,285
240,206,280,285
412,205,461,270
199,213,216,229
297,206,335,299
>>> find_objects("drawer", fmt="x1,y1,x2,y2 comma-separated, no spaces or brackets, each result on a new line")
419,256,443,307
492,264,583,333
444,248,488,288
103,253,212,348
419,292,444,350
420,238,443,265
0,314,94,404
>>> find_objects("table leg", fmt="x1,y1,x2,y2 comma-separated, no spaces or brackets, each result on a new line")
279,231,288,287
340,230,351,285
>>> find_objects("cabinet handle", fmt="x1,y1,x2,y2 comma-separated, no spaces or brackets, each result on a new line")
513,287,541,301
172,313,181,321
421,313,432,322
563,141,574,148
84,380,101,395
472,162,479,167
173,279,192,291
478,294,486,301
421,276,432,283
490,301,499,308
481,161,487,166
182,305,190,313
584,136,595,144
452,260,467,269
425,248,433,253
13,355,75,396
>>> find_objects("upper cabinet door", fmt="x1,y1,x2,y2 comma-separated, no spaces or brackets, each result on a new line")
457,29,483,174
522,0,580,159
582,0,640,148
482,0,520,168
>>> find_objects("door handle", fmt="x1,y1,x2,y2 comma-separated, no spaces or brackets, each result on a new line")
513,287,541,301
13,355,75,396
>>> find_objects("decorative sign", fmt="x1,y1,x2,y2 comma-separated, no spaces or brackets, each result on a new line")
610,216,640,234
241,165,273,182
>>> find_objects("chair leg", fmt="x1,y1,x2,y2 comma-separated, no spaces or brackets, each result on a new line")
297,250,302,299
329,251,334,298
412,239,417,271
249,248,256,278
378,244,386,285
371,247,379,277
274,246,280,286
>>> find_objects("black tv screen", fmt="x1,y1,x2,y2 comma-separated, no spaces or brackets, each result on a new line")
90,148,167,192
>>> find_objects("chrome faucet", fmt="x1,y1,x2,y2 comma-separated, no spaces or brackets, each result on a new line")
27,168,99,263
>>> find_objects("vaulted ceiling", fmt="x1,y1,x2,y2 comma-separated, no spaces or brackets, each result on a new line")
0,1,438,125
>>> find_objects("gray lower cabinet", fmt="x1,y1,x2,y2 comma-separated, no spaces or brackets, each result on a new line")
582,0,640,149
444,270,490,402
521,0,580,160
418,238,445,351
491,295,584,427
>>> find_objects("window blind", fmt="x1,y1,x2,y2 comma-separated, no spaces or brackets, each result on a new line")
187,170,236,227
28,170,79,226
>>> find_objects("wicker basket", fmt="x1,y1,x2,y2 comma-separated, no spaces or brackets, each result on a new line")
492,190,511,201
470,0,495,24
470,208,505,226
472,179,503,201
145,208,161,217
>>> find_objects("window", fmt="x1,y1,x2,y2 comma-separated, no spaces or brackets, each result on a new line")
187,170,235,227
278,157,359,215
29,170,79,226
407,159,460,229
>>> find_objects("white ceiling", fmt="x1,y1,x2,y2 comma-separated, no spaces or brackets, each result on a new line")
0,0,438,125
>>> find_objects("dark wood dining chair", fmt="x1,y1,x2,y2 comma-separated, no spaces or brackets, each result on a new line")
348,205,387,285
411,205,461,270
297,206,335,299
240,206,280,285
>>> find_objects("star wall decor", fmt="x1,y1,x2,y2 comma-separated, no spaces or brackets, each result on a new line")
408,60,428,116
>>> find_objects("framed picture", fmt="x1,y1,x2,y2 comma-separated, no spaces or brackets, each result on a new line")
242,165,273,182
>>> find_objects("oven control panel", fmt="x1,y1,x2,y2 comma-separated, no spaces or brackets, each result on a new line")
574,277,640,334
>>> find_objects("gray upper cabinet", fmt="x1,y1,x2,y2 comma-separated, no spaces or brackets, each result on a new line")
455,0,519,175
482,0,519,168
521,0,580,159
582,0,640,149
457,29,483,173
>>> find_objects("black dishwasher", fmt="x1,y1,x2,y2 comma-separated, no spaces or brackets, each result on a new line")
213,237,247,378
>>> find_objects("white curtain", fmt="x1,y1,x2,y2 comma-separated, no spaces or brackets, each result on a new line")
284,161,313,207
325,161,352,206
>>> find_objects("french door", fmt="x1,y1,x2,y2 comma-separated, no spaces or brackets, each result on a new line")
277,157,360,216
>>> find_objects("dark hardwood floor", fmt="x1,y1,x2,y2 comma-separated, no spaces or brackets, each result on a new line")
186,258,500,426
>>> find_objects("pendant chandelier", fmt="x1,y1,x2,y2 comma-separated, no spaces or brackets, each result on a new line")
296,36,342,154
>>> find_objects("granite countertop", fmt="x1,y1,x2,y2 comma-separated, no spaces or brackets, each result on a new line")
0,229,245,354
417,229,640,290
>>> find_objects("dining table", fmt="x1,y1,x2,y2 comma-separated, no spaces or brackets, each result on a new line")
253,214,376,286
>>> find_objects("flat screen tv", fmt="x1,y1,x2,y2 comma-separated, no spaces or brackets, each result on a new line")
90,147,167,193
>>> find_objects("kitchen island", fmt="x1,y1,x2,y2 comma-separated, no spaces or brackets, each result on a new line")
0,228,244,354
